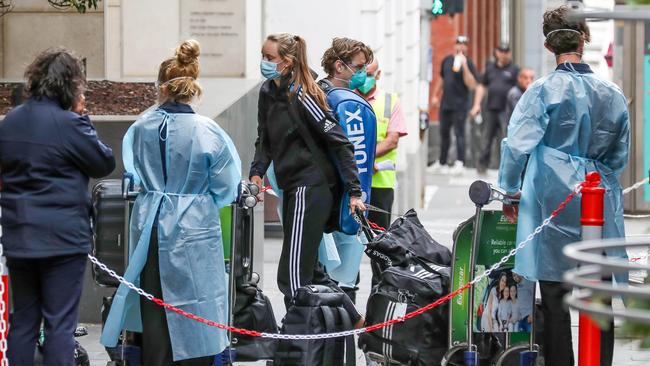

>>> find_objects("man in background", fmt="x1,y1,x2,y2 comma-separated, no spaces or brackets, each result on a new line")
357,57,408,231
471,43,519,174
504,68,535,124
430,35,478,174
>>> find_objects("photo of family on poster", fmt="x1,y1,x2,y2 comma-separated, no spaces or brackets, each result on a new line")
475,268,535,333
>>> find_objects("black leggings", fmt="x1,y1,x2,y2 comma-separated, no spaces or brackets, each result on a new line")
140,226,214,366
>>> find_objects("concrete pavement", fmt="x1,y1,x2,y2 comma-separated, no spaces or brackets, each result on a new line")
79,166,650,365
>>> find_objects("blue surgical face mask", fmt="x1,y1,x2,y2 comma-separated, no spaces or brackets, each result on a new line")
260,59,282,79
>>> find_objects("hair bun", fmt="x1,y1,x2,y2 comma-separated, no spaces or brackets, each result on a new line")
175,39,200,65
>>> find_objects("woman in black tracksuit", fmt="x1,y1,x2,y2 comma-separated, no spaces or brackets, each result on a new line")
249,33,365,326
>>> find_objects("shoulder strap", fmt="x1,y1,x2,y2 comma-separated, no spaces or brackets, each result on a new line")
409,255,445,277
320,306,337,366
286,101,338,184
317,79,335,94
337,307,356,366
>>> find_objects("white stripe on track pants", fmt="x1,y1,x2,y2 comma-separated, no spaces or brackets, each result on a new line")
276,184,363,323
278,184,333,307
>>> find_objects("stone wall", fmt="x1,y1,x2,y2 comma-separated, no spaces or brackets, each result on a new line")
0,0,104,79
105,0,261,80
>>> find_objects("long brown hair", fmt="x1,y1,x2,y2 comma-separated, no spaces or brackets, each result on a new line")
157,39,203,103
266,33,328,111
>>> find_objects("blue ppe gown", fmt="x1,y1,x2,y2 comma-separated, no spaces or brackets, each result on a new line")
100,109,242,361
498,63,630,283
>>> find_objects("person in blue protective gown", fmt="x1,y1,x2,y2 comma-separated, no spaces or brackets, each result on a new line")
498,7,629,366
101,40,242,365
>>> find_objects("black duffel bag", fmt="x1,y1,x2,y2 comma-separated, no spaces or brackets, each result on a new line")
274,285,356,366
364,209,452,272
359,262,450,366
232,282,279,361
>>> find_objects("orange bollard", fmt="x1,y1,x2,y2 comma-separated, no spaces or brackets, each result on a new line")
578,172,604,366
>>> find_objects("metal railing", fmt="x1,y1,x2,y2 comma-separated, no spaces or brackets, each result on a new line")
564,237,650,324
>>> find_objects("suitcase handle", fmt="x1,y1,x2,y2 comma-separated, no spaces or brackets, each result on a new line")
122,173,139,201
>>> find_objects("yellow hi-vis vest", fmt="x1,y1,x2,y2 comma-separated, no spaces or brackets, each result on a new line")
371,89,398,189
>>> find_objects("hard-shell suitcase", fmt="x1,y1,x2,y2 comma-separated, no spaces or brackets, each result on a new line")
91,179,127,287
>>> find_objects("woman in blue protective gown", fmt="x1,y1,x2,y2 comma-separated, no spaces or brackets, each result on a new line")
498,7,629,366
101,40,242,365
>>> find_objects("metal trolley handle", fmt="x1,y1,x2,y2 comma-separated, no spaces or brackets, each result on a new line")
469,180,519,207
121,172,140,201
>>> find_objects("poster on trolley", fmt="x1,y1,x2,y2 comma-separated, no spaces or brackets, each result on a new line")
469,212,535,334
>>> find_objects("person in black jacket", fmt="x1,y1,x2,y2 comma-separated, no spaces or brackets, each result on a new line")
0,48,115,365
470,43,519,173
250,33,365,326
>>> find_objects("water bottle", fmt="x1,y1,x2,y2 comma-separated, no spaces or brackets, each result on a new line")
452,54,463,73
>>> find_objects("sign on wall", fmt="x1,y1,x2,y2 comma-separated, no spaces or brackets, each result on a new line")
180,0,246,77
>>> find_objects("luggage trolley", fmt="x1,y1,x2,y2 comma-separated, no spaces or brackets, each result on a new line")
218,181,263,365
91,175,267,365
441,180,539,366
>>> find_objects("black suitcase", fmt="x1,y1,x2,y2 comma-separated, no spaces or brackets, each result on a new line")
91,179,127,287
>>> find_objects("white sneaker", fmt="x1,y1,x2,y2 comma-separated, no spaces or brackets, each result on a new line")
450,160,465,175
428,161,444,174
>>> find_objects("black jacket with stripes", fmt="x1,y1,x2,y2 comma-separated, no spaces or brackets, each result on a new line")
250,77,362,198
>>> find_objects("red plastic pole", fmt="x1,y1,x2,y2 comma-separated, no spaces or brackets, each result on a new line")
1,260,6,360
0,179,7,361
578,172,604,366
